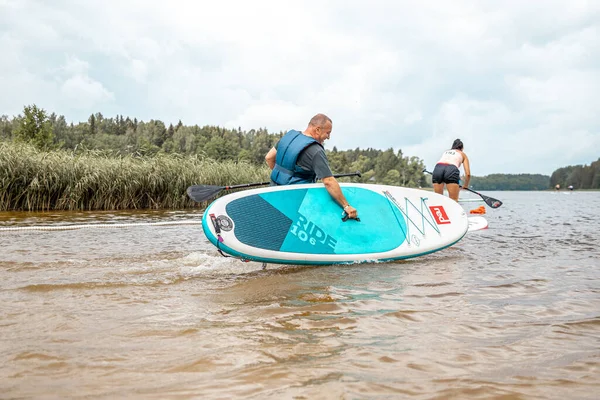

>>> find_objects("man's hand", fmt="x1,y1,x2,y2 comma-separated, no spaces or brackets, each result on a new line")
343,204,358,220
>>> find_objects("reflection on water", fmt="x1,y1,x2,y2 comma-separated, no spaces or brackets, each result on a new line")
1,192,599,399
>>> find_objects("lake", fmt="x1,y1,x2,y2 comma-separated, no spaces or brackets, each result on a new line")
1,191,598,399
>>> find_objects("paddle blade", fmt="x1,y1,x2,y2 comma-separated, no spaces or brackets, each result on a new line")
469,189,502,208
186,185,225,203
462,187,502,208
483,196,503,209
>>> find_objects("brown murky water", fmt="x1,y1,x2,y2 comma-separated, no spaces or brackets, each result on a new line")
1,192,599,399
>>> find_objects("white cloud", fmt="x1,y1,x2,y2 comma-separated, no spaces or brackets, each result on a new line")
404,111,423,125
225,99,309,133
0,0,598,174
127,59,148,83
60,75,114,110
62,55,89,76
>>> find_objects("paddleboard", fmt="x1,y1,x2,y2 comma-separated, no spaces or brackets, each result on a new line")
467,216,488,232
202,183,468,265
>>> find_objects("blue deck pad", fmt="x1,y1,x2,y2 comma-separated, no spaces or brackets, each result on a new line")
226,195,295,251
259,187,407,255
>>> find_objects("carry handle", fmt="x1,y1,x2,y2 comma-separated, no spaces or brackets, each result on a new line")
341,213,361,222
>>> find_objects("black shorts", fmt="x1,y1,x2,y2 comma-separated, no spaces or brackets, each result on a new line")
432,163,460,184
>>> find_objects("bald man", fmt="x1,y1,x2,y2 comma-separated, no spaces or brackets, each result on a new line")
265,114,358,220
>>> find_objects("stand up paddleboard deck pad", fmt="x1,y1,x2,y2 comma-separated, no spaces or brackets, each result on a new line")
202,183,468,265
467,216,489,232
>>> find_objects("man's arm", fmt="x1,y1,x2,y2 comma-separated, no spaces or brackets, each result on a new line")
322,176,358,219
265,147,277,170
309,147,358,219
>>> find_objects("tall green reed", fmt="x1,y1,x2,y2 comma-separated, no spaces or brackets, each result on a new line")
0,142,271,211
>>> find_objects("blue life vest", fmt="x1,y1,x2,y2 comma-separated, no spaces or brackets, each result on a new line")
271,130,321,185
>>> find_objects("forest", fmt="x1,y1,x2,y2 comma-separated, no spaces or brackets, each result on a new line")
549,160,600,190
1,104,597,211
0,104,429,187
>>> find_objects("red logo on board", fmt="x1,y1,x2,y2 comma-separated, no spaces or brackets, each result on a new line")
429,205,451,225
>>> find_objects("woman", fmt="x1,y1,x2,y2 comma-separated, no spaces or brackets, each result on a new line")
432,139,470,202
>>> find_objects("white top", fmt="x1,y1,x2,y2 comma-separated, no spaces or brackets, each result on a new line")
437,149,464,168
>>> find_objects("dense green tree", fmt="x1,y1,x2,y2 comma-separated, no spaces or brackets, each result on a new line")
203,136,239,161
382,169,401,185
139,120,167,148
89,113,96,135
328,151,349,173
167,123,175,141
350,155,373,182
0,115,14,140
550,158,600,189
49,113,69,147
13,104,54,149
374,148,399,180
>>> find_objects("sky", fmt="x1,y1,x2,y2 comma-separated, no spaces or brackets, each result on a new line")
1,0,598,175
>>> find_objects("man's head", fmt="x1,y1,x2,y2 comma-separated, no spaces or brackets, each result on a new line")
307,113,332,144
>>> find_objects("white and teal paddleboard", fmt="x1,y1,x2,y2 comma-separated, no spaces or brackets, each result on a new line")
467,216,489,232
202,183,469,265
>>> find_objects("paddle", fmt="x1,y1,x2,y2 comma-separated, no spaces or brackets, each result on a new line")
187,171,362,203
423,169,503,209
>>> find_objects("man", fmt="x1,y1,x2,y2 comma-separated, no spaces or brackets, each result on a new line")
265,113,358,220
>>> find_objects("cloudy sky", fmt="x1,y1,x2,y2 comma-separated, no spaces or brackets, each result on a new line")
1,0,598,175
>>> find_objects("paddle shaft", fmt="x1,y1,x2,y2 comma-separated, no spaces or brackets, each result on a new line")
187,171,362,203
223,171,362,190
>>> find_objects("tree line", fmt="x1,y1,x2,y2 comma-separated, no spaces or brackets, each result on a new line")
549,159,600,190
469,174,550,190
2,104,598,190
0,104,427,187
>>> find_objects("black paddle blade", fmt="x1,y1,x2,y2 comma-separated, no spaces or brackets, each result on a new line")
186,185,225,203
482,196,502,209
464,188,502,208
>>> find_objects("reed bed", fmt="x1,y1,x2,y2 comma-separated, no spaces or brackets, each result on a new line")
0,142,271,211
